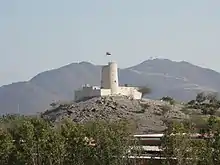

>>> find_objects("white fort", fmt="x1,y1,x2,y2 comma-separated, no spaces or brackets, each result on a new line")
74,61,142,101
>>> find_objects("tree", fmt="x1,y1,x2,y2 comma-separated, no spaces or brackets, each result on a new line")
30,117,65,165
187,92,220,115
59,119,136,165
196,92,206,103
161,96,175,105
137,86,151,98
0,127,14,165
84,120,136,165
161,121,205,165
199,116,220,165
161,115,220,165
161,122,190,165
0,115,136,165
7,118,36,165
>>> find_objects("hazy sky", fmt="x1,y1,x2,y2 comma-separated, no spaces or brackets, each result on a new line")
0,0,220,86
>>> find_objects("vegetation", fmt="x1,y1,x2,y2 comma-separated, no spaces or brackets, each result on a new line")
159,92,220,165
0,115,137,165
2,92,220,165
187,92,220,115
161,96,175,105
137,86,151,98
160,104,171,116
161,115,220,165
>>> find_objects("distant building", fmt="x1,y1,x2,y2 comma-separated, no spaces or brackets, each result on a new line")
74,61,142,101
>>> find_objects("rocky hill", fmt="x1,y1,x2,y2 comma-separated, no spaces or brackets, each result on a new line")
1,58,220,114
42,96,188,134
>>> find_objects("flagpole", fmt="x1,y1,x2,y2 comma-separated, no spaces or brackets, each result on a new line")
106,52,112,63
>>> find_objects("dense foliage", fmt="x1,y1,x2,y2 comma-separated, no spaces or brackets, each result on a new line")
187,92,220,115
160,96,175,105
161,116,220,165
0,115,136,165
157,92,220,164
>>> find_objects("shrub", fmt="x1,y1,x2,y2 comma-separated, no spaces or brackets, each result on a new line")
137,86,151,98
160,104,171,116
161,96,175,105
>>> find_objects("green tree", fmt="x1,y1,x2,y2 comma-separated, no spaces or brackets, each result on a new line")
187,92,220,115
7,118,36,165
199,116,220,165
196,92,206,103
0,127,14,165
84,120,136,165
0,115,136,165
30,117,65,165
161,121,204,165
137,86,151,98
161,96,175,105
60,119,135,165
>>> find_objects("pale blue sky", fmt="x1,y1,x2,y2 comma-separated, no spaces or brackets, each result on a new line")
0,0,220,86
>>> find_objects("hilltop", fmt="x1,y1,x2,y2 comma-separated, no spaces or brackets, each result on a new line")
42,96,187,134
41,92,220,133
1,58,220,114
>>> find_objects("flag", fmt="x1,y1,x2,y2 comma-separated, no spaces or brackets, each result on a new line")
106,52,111,56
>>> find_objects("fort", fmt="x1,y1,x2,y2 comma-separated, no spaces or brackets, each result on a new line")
74,61,142,101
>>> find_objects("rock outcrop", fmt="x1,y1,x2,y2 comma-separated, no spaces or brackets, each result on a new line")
42,96,188,134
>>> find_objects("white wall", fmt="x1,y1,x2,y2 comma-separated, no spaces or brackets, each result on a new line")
100,89,111,96
75,86,142,101
118,87,142,99
75,87,101,101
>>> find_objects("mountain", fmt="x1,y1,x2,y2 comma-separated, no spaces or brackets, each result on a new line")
1,59,220,114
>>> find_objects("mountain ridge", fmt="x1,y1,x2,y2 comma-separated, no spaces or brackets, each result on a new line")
1,58,220,114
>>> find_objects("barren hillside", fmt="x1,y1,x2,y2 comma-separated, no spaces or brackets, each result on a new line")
42,96,188,134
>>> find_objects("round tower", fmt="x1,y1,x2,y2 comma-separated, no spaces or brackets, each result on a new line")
101,65,110,89
108,62,119,94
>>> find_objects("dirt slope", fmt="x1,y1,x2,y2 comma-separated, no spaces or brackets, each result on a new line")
42,96,188,133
